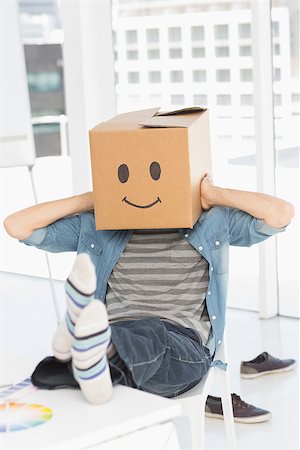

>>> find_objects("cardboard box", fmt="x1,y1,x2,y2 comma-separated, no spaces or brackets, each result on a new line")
89,107,212,230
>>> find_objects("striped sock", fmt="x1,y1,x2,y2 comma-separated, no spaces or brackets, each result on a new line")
52,253,96,361
72,299,113,404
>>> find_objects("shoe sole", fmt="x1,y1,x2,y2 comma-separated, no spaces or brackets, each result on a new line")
240,362,296,379
32,382,79,390
205,411,271,423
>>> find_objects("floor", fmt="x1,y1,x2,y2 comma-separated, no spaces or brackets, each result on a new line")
0,271,299,450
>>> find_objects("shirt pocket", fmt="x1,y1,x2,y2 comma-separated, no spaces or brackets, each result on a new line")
208,236,229,275
81,232,103,257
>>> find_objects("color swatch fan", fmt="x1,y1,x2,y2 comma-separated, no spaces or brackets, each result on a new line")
0,402,53,432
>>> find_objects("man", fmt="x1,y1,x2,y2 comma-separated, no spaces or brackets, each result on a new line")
4,174,294,404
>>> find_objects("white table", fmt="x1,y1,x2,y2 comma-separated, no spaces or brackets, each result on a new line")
0,385,184,450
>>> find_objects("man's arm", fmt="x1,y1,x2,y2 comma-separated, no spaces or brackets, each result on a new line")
200,175,295,228
4,192,94,241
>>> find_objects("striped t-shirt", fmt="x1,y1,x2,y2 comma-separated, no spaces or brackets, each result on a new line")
105,229,211,344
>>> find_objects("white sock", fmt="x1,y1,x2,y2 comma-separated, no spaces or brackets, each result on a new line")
71,299,113,405
52,253,96,361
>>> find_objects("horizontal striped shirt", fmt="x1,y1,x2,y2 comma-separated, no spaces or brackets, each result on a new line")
106,229,211,344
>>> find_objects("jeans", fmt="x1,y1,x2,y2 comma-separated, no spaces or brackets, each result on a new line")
109,317,212,398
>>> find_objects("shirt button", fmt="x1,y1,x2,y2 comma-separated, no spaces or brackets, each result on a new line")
184,233,189,238
218,340,222,345
212,315,216,320
207,291,211,296
199,245,203,251
90,243,95,249
211,267,214,271
215,240,220,246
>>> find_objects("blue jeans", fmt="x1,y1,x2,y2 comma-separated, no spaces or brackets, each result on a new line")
109,317,212,398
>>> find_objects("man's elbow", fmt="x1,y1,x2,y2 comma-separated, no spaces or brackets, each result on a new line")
271,201,295,228
3,215,29,240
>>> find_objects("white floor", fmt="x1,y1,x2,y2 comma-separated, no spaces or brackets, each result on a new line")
0,271,299,450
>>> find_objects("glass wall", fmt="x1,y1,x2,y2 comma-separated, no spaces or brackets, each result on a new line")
112,0,260,311
19,0,66,158
0,0,73,281
271,0,299,317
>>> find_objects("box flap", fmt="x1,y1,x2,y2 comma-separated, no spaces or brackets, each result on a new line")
156,106,207,116
91,108,161,132
139,106,207,128
107,107,160,124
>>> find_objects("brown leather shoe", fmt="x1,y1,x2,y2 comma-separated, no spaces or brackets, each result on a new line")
240,352,296,379
205,393,271,423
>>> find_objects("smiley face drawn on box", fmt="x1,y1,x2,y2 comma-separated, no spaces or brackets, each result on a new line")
119,160,161,209
89,107,212,230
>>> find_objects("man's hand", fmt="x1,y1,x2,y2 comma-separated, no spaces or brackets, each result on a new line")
199,174,294,228
200,173,217,211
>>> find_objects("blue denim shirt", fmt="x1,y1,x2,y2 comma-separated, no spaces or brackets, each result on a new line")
20,206,286,367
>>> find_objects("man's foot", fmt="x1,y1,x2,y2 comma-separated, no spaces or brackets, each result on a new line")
31,356,79,389
72,299,113,404
52,253,96,361
205,394,271,423
240,352,296,379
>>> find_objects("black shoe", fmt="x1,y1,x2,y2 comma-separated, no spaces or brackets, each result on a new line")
205,393,271,423
31,356,79,389
240,352,296,379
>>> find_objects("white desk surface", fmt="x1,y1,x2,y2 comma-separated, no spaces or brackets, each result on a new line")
0,385,182,450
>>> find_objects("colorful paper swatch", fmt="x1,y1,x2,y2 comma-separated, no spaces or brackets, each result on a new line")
0,402,53,432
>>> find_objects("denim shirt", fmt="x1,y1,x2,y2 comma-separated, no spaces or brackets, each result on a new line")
20,206,286,367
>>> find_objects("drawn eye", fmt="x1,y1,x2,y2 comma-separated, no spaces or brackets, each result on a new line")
118,164,129,183
150,161,161,180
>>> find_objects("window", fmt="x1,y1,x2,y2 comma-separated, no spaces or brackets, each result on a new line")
274,43,280,55
147,49,160,59
192,47,205,58
149,71,161,83
191,26,204,41
242,135,254,141
274,94,282,105
241,94,253,105
127,71,140,83
239,23,251,39
274,68,281,81
146,28,159,43
216,69,230,82
215,46,230,57
193,70,206,82
128,94,140,106
239,45,252,56
240,69,252,82
292,93,300,104
217,94,231,105
149,94,162,103
170,70,183,82
272,21,280,38
126,30,137,44
193,94,207,105
218,134,232,141
27,71,61,92
214,24,228,39
127,50,138,60
168,27,181,42
169,48,182,59
171,94,185,105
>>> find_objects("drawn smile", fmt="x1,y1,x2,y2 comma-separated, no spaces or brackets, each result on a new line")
122,197,161,209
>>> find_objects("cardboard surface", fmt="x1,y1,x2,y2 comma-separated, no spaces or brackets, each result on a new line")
89,107,212,230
